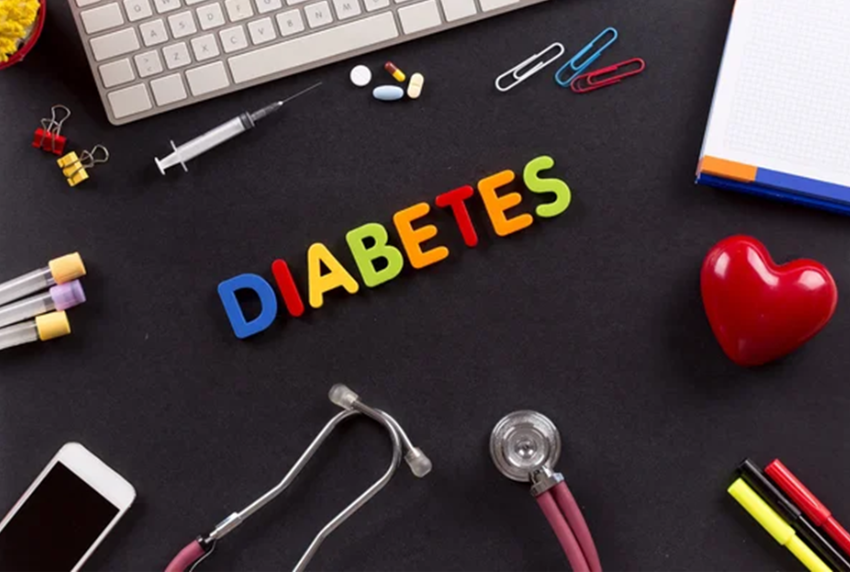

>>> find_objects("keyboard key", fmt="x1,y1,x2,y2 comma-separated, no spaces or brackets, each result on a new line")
81,3,124,34
76,0,102,7
153,0,181,13
363,0,388,11
107,84,152,118
196,3,226,28
219,25,248,52
441,0,476,21
185,0,205,5
229,11,397,83
168,11,197,37
398,0,440,34
255,0,281,14
275,9,304,36
248,17,277,44
134,50,163,76
139,19,168,45
191,33,220,60
225,0,254,21
162,41,192,67
124,0,153,21
99,58,135,87
332,0,361,19
186,61,230,95
305,1,333,28
479,0,519,10
150,73,188,105
90,28,140,61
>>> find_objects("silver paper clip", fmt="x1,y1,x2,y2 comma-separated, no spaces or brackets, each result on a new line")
495,42,566,93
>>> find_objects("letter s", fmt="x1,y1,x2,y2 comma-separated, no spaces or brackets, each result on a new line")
524,156,572,218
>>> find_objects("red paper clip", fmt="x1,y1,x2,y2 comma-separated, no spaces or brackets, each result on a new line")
32,129,67,155
570,58,646,94
33,105,71,155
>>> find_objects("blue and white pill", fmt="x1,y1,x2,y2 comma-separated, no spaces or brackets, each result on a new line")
372,85,405,101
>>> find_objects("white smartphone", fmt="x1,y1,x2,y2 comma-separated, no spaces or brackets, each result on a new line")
0,442,136,572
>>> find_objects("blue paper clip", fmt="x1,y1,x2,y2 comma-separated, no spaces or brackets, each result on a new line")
554,27,619,87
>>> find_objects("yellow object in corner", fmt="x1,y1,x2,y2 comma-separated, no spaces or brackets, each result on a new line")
0,0,40,62
728,479,831,572
48,252,86,284
35,311,71,341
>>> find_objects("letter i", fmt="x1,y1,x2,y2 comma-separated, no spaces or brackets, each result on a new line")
272,259,305,318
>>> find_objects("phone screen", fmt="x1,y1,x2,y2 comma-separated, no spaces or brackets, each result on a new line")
0,462,119,571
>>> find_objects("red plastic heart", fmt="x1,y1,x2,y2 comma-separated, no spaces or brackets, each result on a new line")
700,235,838,367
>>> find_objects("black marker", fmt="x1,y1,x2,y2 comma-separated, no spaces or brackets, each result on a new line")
738,458,850,572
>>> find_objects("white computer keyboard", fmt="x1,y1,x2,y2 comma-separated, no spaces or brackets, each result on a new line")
67,0,550,125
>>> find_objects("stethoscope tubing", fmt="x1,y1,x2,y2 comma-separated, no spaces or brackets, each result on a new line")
165,405,404,572
537,481,602,572
538,488,589,572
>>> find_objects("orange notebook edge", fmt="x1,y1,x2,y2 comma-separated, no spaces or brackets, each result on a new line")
698,156,758,183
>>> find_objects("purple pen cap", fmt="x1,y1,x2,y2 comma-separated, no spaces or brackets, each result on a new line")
49,280,86,311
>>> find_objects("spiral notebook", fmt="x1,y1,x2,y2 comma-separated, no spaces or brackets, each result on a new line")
697,0,850,214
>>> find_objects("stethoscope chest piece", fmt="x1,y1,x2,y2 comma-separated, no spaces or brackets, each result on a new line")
490,410,561,482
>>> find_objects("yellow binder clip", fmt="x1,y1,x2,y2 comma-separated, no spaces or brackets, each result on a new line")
57,145,109,187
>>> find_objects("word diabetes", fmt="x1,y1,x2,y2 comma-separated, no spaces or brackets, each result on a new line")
218,156,572,339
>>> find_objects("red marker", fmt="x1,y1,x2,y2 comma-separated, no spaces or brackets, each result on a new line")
765,459,850,557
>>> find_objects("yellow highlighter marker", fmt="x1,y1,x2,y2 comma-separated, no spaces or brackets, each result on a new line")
728,478,831,572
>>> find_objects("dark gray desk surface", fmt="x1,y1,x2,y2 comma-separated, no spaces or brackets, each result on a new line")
2,0,850,570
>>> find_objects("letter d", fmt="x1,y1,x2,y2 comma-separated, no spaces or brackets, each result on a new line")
217,274,278,339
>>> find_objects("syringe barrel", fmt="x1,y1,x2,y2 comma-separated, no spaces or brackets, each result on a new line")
0,267,53,307
0,293,52,328
0,321,39,351
174,116,249,165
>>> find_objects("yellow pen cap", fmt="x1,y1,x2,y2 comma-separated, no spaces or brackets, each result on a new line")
35,311,71,341
728,479,832,572
48,252,86,284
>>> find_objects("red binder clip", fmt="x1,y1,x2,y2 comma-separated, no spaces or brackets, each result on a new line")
570,58,646,94
33,105,71,155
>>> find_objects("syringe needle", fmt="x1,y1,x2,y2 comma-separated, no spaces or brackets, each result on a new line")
278,82,323,106
250,82,323,122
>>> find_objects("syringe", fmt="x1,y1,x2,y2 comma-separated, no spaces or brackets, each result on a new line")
155,82,322,175
0,311,71,352
0,279,86,328
0,253,86,307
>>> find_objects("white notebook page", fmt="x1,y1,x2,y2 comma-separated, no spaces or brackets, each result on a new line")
699,0,850,187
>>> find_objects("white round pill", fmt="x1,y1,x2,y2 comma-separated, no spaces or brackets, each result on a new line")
350,65,372,88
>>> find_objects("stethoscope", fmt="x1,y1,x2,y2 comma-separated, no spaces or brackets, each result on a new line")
164,384,431,572
491,410,602,572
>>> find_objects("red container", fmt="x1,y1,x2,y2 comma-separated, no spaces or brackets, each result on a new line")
0,0,46,70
